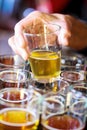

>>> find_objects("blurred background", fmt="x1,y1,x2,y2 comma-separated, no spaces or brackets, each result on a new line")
0,0,87,54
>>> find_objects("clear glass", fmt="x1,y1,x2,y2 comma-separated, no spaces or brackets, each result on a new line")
0,87,41,130
60,71,85,83
0,54,26,69
60,54,86,84
61,54,85,71
59,81,87,100
24,23,61,83
0,68,32,89
41,92,87,130
31,78,69,95
71,82,87,100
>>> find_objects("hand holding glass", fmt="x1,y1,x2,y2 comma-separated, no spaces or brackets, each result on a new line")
24,23,61,83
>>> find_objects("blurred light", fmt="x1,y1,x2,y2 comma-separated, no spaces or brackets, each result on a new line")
2,0,15,15
23,8,35,17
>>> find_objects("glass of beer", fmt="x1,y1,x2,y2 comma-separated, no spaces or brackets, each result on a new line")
0,68,32,89
41,92,87,130
0,87,41,130
0,54,26,69
24,23,61,83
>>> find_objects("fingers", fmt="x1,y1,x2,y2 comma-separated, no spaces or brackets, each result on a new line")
14,13,44,47
58,28,71,47
14,18,29,48
8,36,29,60
52,14,72,47
10,17,36,60
8,11,46,60
8,11,75,60
8,36,18,54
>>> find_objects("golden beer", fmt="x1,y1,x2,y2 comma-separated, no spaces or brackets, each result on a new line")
0,108,39,130
29,50,61,82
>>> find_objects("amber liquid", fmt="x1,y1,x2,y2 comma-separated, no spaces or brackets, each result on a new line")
0,108,39,130
1,90,27,101
42,114,85,130
0,88,29,109
29,50,61,82
0,71,28,89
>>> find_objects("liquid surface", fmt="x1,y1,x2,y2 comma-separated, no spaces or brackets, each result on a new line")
0,108,38,130
42,114,84,130
0,89,27,102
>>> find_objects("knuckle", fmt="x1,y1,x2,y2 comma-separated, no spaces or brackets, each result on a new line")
14,23,20,31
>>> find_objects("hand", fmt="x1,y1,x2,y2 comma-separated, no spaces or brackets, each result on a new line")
8,11,58,60
53,13,87,50
8,11,87,60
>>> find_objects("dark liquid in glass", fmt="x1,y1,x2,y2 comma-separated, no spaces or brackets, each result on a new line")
42,114,85,130
0,71,28,89
0,89,28,109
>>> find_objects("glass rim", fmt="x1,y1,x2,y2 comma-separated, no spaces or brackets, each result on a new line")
33,78,69,94
0,87,29,103
43,90,65,99
0,87,41,103
60,70,84,83
24,23,61,36
0,68,32,82
0,54,25,68
70,100,87,116
0,107,37,126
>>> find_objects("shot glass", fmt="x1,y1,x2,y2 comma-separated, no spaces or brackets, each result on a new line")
59,81,87,103
0,68,32,89
60,70,85,83
0,87,41,130
60,54,86,84
0,54,26,69
71,82,87,100
41,92,87,130
31,78,69,95
61,54,85,71
24,23,61,83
